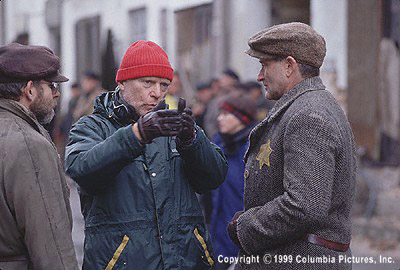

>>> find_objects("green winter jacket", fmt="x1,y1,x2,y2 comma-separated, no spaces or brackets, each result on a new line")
65,91,227,270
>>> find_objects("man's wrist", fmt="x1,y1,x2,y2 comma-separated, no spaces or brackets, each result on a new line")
176,129,197,148
132,123,144,143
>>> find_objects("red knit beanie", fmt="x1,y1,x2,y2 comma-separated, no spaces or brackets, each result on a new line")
116,40,174,82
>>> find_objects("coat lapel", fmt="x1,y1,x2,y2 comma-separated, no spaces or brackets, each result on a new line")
0,99,42,133
244,77,326,162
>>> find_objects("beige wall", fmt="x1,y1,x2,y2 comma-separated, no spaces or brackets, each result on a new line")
347,0,381,158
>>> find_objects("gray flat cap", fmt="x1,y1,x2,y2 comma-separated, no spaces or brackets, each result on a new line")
246,22,326,68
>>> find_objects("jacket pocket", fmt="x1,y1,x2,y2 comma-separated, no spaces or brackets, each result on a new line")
193,227,214,267
105,234,129,270
177,223,215,270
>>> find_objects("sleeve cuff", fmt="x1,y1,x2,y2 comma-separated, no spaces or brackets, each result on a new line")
236,209,256,255
119,125,145,158
176,127,201,153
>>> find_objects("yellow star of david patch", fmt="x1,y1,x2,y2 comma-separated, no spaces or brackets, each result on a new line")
256,139,273,170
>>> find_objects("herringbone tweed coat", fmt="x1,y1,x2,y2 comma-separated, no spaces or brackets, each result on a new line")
234,77,356,269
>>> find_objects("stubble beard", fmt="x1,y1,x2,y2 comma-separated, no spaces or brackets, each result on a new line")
29,91,55,125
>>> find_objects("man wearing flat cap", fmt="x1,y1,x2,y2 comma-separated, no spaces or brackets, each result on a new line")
227,22,356,269
0,43,79,270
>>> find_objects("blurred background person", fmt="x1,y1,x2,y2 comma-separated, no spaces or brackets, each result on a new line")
192,81,214,130
218,68,240,90
192,81,217,226
231,82,250,97
244,81,275,121
210,94,258,270
210,78,221,97
72,71,104,123
55,82,81,159
165,71,183,109
204,68,240,139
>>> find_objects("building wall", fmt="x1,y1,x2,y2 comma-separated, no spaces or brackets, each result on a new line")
2,0,351,117
0,1,6,44
227,0,271,82
311,0,348,90
59,0,215,109
2,0,269,109
4,0,49,45
347,0,381,158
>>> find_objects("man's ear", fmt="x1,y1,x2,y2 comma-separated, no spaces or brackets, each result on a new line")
22,81,37,102
118,82,125,91
18,81,38,108
285,56,298,77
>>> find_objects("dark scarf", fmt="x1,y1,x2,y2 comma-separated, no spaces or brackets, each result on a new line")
220,121,256,156
106,89,140,126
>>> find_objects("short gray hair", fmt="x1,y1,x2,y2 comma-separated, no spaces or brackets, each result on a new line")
0,82,28,101
263,56,320,78
298,63,320,78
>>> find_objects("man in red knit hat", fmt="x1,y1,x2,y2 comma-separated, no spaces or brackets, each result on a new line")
65,40,227,270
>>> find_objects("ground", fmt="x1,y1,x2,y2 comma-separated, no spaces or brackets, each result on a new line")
69,166,400,269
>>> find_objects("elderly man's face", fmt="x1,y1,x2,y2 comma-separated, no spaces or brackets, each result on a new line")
257,59,289,100
119,76,170,116
30,81,60,124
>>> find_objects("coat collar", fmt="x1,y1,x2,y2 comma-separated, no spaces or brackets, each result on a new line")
244,77,326,163
0,98,43,133
266,76,326,123
94,89,140,127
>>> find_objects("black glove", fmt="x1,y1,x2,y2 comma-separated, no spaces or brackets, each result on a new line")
176,98,196,147
227,211,244,248
137,99,182,144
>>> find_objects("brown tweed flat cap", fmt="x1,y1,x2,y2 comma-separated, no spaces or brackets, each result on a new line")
0,43,68,83
246,22,326,68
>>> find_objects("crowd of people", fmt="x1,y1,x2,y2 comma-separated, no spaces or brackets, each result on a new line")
0,22,356,270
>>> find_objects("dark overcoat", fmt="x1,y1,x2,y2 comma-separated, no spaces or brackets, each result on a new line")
0,99,78,270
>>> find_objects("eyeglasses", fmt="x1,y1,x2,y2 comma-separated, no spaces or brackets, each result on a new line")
41,81,59,94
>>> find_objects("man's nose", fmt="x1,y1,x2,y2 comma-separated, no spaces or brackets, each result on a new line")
151,84,163,98
53,89,60,98
257,70,264,82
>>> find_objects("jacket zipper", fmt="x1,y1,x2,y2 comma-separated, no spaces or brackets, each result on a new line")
144,160,165,266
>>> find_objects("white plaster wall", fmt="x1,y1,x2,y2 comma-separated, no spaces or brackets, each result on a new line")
5,0,24,43
5,0,48,45
60,0,213,111
228,0,271,82
61,0,104,110
61,0,132,109
8,0,267,110
166,5,176,67
27,0,49,47
169,0,213,11
311,0,348,90
4,0,60,104
61,0,197,79
146,0,161,44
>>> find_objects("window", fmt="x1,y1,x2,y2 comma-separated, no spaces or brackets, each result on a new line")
175,4,213,85
271,0,310,25
129,8,147,43
160,8,168,51
75,16,101,79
